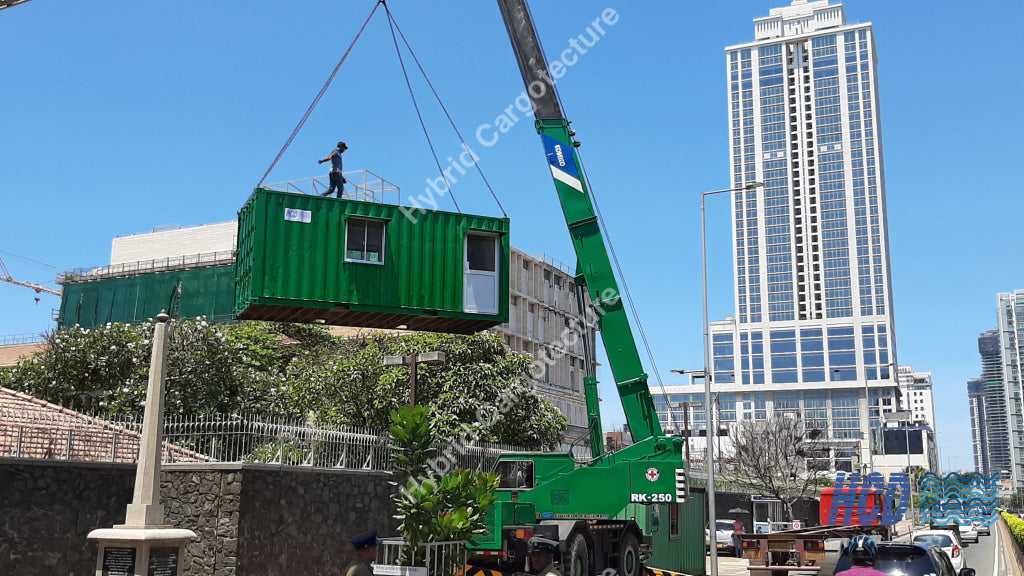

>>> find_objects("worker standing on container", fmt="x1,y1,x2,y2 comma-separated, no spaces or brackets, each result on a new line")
345,530,379,576
527,536,562,576
318,141,348,197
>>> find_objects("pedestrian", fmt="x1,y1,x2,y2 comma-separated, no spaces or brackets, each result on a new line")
731,516,744,557
345,530,380,576
318,141,348,198
527,536,562,576
835,535,886,576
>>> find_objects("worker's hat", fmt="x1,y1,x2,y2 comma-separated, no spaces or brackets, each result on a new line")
338,141,349,150
528,536,559,554
351,530,381,550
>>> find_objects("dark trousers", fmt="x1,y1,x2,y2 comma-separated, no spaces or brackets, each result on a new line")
322,172,347,197
732,534,742,557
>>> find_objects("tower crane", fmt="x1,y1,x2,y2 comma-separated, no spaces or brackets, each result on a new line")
0,255,61,297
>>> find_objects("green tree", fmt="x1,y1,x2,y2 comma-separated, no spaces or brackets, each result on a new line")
0,321,566,448
285,331,567,449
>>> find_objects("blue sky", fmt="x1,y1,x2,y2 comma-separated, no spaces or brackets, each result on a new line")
1,0,1021,472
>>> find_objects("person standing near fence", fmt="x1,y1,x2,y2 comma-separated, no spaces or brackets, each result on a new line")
346,530,379,576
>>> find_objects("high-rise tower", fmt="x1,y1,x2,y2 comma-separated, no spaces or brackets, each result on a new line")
703,0,899,472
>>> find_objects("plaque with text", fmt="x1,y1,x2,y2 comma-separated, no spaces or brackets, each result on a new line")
102,547,136,576
147,547,179,576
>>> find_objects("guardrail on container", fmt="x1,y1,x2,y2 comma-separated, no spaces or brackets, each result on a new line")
265,169,401,205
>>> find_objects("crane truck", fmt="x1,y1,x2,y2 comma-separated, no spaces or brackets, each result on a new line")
466,3,701,576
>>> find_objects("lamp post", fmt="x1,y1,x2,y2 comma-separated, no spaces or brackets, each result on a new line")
384,351,446,406
695,181,763,576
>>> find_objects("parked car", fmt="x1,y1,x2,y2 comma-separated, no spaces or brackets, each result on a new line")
912,530,966,572
971,520,990,536
957,522,979,543
831,542,976,576
705,519,734,552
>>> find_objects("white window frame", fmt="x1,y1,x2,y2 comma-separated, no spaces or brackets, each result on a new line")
344,218,386,265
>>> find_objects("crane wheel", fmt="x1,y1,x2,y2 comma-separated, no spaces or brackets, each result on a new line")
619,532,641,576
567,533,590,576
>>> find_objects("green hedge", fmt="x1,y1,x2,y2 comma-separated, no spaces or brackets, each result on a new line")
1003,511,1024,551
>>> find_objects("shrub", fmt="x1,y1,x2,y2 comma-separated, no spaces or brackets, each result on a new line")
1002,511,1024,551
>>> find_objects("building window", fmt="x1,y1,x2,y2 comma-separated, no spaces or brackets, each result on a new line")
345,218,385,263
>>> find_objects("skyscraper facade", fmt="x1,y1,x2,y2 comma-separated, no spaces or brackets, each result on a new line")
969,378,991,476
661,0,901,472
995,292,1024,487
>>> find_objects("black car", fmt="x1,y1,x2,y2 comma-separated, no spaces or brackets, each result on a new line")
831,542,976,576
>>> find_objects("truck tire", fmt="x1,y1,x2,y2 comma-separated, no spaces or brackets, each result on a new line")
567,533,590,576
619,532,641,576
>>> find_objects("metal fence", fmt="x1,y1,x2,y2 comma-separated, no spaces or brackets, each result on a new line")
0,411,527,472
377,539,468,576
0,333,47,346
264,170,401,205
58,250,236,284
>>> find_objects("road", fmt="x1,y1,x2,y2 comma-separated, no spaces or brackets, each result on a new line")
707,521,1017,576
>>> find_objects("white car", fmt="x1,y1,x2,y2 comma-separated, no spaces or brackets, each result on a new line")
972,520,991,536
958,522,979,543
705,520,735,552
912,530,966,572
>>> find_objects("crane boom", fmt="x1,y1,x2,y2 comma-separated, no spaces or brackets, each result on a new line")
0,256,61,296
495,0,661,444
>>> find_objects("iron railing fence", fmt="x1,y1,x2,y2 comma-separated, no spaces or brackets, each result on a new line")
0,411,530,472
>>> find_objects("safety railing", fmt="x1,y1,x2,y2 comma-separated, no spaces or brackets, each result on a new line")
264,169,401,205
58,250,236,283
0,333,47,346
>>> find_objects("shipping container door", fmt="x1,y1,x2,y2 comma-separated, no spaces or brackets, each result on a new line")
464,233,498,314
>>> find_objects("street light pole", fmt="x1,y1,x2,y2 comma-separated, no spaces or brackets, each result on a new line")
384,351,446,406
700,181,762,576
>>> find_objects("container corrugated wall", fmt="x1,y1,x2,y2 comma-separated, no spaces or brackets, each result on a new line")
57,265,236,329
644,492,707,576
234,188,509,334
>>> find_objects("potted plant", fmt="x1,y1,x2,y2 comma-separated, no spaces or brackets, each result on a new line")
382,406,498,576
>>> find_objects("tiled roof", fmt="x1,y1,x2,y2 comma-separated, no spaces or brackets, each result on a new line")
0,387,207,463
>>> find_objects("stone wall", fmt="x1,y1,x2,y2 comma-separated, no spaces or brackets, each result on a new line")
0,459,135,576
0,459,395,576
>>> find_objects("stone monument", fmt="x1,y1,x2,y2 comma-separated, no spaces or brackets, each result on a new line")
88,312,196,575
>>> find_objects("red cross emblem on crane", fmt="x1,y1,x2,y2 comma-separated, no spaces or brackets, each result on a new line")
646,468,660,482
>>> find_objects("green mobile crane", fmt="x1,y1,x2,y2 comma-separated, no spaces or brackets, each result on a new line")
467,2,703,576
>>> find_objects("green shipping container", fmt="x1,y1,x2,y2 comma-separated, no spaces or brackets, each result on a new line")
645,493,708,576
234,188,510,334
57,265,237,329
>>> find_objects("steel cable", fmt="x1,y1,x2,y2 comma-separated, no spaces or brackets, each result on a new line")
383,2,461,212
386,11,507,217
256,1,382,187
577,155,680,435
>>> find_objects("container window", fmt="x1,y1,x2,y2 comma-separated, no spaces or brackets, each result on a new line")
345,218,385,264
467,234,497,272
